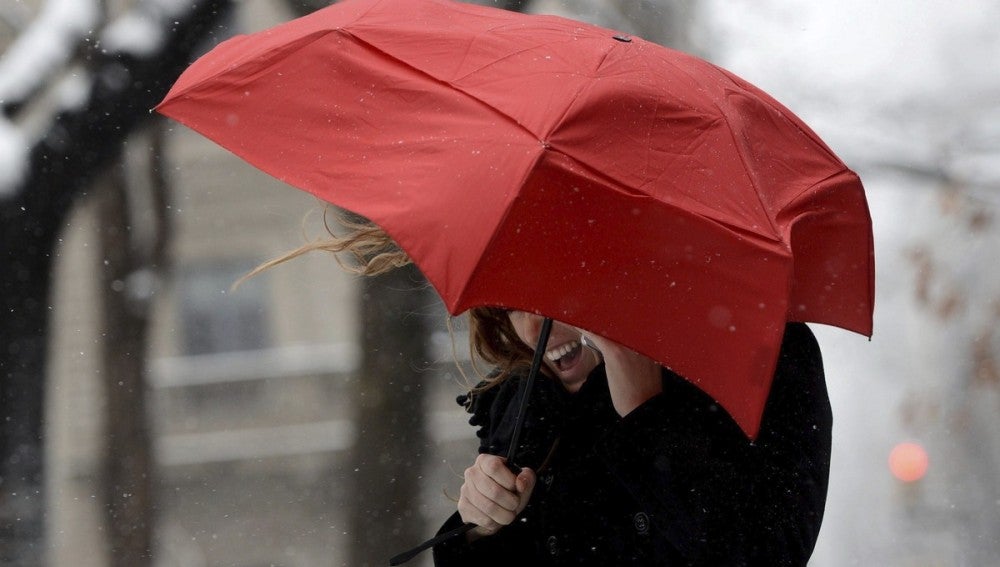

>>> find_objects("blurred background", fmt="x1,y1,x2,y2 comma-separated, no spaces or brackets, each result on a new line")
1,0,997,565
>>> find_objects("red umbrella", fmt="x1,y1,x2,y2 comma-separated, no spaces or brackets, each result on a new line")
156,0,874,439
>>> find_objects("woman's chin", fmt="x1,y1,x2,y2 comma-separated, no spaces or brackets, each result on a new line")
553,348,598,393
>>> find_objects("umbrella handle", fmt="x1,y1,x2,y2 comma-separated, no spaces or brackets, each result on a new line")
388,522,476,565
388,318,553,565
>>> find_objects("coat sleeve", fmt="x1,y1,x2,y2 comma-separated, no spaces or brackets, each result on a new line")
595,323,832,566
431,510,535,567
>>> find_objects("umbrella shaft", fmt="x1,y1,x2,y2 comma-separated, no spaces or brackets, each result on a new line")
505,317,553,465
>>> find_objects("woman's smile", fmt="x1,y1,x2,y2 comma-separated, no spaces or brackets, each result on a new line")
507,311,600,392
546,340,584,372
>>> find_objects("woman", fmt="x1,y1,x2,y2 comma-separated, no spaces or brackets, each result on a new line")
254,214,832,566
432,308,832,566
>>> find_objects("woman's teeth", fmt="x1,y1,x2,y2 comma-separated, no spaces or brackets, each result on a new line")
546,340,580,364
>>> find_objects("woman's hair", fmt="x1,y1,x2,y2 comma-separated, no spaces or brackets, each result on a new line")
466,306,538,386
248,207,533,388
239,209,411,280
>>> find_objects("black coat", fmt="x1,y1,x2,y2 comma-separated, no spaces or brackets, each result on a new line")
432,323,832,566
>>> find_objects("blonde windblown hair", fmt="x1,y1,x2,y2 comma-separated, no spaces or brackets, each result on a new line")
239,209,411,281
243,207,535,388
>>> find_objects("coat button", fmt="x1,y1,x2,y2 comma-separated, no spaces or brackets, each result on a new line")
547,535,559,556
633,511,650,535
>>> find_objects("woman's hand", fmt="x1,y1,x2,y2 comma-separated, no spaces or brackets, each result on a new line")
458,454,536,541
583,334,662,417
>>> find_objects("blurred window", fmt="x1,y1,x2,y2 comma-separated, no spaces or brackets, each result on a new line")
177,261,269,355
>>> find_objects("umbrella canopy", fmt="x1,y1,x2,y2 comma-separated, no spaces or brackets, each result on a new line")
157,0,874,438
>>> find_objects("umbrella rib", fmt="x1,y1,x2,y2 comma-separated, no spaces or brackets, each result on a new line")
543,145,786,246
450,32,587,84
454,147,546,310
343,31,546,142
645,54,783,238
782,167,856,211
717,113,783,238
341,31,563,306
340,29,642,159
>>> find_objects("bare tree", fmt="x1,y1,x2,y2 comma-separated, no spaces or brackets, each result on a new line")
0,1,232,562
348,266,435,566
95,122,172,566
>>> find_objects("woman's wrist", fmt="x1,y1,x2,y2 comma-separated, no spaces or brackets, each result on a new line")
466,526,491,542
586,335,662,416
607,360,662,416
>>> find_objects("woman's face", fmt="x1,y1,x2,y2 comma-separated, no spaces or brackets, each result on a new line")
506,311,601,393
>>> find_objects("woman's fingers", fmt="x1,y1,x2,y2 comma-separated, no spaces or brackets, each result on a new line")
477,453,517,490
459,479,513,531
457,486,500,534
464,457,518,519
470,456,519,511
458,455,535,533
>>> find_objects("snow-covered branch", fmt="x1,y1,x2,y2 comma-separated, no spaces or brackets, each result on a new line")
101,0,209,56
0,0,231,199
0,115,27,197
0,0,99,109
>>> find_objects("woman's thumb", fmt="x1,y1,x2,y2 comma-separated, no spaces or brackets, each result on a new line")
515,467,536,495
